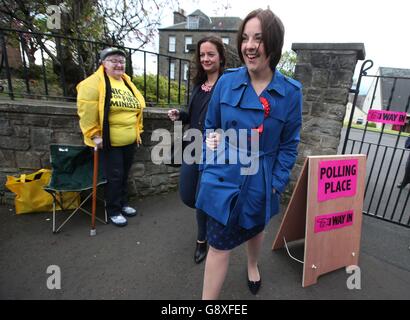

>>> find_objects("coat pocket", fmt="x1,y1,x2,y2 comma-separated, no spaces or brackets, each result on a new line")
270,190,280,217
242,186,265,218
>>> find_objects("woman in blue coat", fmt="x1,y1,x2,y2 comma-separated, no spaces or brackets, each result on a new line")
168,36,226,264
196,9,303,299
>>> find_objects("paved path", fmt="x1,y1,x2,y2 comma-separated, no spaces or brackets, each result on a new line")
0,192,409,300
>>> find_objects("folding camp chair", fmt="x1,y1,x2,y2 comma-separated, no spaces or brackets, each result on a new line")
44,144,107,233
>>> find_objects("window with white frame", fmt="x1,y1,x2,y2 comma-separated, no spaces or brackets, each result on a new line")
170,62,175,80
168,36,176,52
184,36,192,53
187,16,199,29
222,37,230,45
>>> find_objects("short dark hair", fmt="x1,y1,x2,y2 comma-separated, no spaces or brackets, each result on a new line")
193,35,226,85
237,9,284,70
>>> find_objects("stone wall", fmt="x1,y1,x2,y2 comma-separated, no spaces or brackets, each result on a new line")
0,43,366,207
0,101,180,204
287,43,365,195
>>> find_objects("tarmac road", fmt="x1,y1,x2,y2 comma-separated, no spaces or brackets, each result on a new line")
0,191,409,300
339,128,410,225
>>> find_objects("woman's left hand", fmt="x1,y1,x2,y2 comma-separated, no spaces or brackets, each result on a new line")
206,132,221,150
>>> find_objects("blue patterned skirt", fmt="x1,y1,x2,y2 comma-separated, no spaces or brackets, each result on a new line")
206,215,264,250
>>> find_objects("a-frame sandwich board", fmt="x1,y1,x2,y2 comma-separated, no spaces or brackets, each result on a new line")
272,154,366,287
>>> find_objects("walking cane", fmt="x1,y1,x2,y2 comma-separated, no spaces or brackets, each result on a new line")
90,146,98,236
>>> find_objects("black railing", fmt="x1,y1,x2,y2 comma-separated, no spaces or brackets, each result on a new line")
341,59,410,228
0,27,191,106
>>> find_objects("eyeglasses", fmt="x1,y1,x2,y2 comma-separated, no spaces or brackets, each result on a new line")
105,59,126,65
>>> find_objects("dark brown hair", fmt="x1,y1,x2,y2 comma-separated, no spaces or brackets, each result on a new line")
237,9,284,70
193,35,226,85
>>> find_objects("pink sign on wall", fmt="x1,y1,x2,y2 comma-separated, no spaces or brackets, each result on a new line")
367,110,407,125
314,210,354,233
318,159,358,202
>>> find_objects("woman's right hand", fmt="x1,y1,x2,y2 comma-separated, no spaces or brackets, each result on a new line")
168,109,180,121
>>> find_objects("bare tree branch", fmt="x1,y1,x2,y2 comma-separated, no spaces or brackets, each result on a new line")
97,0,179,49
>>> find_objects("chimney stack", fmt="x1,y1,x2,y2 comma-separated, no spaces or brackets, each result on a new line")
173,8,186,24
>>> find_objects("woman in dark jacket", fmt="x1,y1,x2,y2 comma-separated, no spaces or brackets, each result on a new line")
168,36,226,264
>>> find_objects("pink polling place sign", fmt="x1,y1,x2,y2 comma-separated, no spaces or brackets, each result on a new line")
367,110,407,125
314,210,354,233
318,159,358,202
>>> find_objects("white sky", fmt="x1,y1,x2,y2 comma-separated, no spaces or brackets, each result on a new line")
155,0,409,91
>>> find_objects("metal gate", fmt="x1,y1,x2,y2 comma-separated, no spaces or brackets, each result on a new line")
340,60,410,228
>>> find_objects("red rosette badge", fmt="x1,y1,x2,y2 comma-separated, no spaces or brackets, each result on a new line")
256,96,270,134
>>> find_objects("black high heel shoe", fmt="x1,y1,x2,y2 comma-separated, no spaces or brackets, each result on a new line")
247,268,261,295
194,241,208,264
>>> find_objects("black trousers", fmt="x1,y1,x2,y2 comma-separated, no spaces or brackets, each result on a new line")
101,144,135,217
179,161,207,241
400,151,410,186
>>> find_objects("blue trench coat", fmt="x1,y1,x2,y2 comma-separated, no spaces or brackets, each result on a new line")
195,67,303,230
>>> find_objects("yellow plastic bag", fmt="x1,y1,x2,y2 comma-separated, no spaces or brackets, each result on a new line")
5,169,79,214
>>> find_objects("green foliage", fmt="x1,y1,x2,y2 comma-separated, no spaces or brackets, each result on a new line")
367,122,377,128
132,74,187,106
1,57,63,99
278,50,297,78
0,77,62,99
